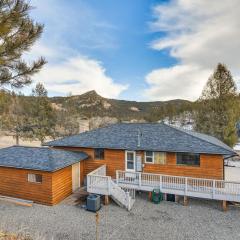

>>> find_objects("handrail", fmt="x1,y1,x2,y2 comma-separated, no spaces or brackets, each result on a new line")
87,165,134,210
117,170,240,184
88,164,107,176
116,170,240,202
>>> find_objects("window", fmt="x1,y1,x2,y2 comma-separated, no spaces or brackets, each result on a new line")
28,174,42,183
145,151,154,163
126,151,135,171
145,151,166,164
94,148,104,160
154,152,166,165
177,153,200,166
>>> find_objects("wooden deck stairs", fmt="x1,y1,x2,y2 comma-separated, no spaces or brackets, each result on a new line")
87,165,135,210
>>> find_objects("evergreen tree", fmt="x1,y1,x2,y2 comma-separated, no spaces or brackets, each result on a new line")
194,63,240,146
30,83,56,144
0,0,46,88
56,96,80,137
1,92,32,144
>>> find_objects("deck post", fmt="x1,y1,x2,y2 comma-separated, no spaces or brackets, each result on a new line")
87,175,90,192
183,196,188,206
222,200,228,211
148,191,152,201
184,177,188,195
175,195,180,203
104,195,109,205
163,193,167,201
183,177,188,206
212,180,216,199
116,171,119,185
108,177,111,195
160,175,162,191
126,192,130,210
139,172,142,187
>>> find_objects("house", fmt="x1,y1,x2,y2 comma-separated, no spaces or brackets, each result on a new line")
0,123,238,208
0,146,87,205
46,123,235,181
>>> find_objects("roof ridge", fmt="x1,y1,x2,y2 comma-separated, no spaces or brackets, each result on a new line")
12,145,48,149
164,123,234,154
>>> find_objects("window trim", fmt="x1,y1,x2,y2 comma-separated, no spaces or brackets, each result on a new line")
144,151,154,164
144,151,167,165
27,173,43,184
125,150,136,172
176,152,200,167
94,148,105,160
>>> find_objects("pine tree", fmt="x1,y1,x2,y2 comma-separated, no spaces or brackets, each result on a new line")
0,0,46,88
30,83,56,144
1,92,32,144
55,97,80,137
194,63,240,146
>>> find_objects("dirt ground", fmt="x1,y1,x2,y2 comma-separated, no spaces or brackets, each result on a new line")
1,193,240,240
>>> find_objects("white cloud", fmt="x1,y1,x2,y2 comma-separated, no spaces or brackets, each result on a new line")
22,1,126,98
146,64,210,100
146,0,240,100
33,55,128,98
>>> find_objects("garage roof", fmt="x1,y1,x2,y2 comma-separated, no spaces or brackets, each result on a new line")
0,146,88,172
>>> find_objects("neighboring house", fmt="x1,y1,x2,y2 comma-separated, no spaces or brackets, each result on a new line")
0,123,236,206
0,146,87,205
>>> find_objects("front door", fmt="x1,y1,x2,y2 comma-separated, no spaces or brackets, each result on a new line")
72,162,80,191
136,154,142,172
125,151,136,172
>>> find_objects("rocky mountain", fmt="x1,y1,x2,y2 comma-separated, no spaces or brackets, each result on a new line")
50,90,192,121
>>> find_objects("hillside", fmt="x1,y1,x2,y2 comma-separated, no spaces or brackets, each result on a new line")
50,90,192,121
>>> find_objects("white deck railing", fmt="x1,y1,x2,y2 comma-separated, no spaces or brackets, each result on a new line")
116,170,240,202
87,165,110,195
87,165,135,210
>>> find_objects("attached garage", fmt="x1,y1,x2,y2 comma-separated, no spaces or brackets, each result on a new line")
0,146,88,205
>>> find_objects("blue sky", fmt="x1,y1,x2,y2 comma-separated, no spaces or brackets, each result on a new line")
26,0,240,101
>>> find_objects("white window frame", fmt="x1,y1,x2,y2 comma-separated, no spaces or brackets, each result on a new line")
145,151,154,164
125,151,136,172
144,151,167,164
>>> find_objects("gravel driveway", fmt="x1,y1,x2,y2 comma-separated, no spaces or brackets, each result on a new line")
0,193,239,240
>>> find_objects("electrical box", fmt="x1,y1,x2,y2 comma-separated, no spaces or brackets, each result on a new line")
86,194,101,212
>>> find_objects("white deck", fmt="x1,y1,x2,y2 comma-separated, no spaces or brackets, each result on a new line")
87,166,240,210
116,171,240,202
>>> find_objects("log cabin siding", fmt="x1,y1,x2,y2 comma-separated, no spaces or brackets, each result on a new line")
53,147,224,180
53,147,125,179
143,152,224,180
0,166,74,205
51,166,73,205
0,167,53,205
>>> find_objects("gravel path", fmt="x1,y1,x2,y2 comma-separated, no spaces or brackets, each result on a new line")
0,193,240,240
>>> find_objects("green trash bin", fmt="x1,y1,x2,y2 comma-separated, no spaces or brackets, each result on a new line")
151,188,163,204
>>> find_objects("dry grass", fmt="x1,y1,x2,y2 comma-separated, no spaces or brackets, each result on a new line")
0,231,32,240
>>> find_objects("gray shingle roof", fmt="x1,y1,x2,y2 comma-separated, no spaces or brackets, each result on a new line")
45,123,236,156
0,146,88,172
